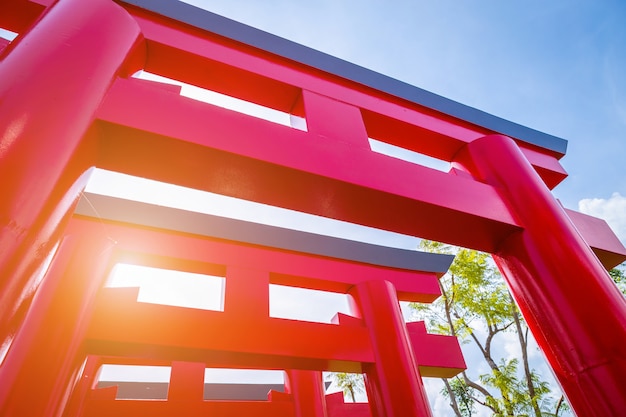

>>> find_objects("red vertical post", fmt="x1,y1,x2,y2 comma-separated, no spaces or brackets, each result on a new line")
299,90,370,149
453,134,626,416
169,361,206,402
0,230,114,417
64,355,104,417
0,0,142,347
349,280,433,417
285,370,329,417
224,266,269,320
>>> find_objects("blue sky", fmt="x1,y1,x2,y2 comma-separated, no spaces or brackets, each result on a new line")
181,0,626,243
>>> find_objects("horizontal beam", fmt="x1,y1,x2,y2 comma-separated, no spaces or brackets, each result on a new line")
69,217,442,302
0,0,47,34
94,77,520,252
119,0,567,155
75,193,453,275
86,288,464,377
83,395,295,417
83,390,380,417
85,287,368,372
126,16,566,187
563,207,626,269
406,321,466,378
96,381,285,401
92,78,621,264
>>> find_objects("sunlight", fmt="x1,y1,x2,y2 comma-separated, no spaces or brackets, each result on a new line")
269,285,352,324
98,364,172,383
106,264,225,311
0,337,12,367
368,138,450,172
204,368,284,384
133,71,305,130
0,28,18,41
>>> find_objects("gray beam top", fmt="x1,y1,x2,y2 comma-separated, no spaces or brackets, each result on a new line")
96,382,287,401
119,0,568,156
75,193,453,274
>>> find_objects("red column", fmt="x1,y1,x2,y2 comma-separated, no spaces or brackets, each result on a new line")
285,370,328,417
349,280,432,417
453,134,626,416
169,361,206,402
224,266,270,320
0,230,114,417
63,355,104,417
0,0,142,346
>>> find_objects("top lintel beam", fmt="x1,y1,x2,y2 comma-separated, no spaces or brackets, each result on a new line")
119,0,568,156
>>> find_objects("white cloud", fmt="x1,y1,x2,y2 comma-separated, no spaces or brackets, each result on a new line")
578,192,626,244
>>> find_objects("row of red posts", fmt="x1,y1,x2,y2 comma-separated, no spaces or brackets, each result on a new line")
1,0,626,416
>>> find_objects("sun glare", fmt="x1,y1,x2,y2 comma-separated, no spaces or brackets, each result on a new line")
0,28,18,41
269,285,351,324
106,263,225,311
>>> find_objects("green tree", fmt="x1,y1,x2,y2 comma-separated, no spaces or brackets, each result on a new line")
332,372,364,402
410,241,569,417
609,263,626,295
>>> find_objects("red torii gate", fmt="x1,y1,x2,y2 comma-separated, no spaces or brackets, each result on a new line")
0,0,625,416
4,197,465,417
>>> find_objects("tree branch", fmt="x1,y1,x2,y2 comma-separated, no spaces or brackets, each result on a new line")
442,378,463,417
511,293,541,417
461,371,493,401
555,395,565,416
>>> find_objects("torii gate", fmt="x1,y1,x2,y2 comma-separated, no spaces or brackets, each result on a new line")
0,0,625,416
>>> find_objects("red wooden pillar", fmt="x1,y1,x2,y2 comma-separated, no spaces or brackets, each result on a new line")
64,355,105,417
349,280,432,417
224,266,270,320
169,361,206,402
0,230,114,417
285,370,328,417
0,0,142,346
453,134,626,416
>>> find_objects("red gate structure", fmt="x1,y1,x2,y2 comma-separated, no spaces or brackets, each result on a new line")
1,0,625,416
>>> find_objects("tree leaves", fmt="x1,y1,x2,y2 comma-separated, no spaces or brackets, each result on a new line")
331,372,364,402
609,264,626,295
411,241,569,416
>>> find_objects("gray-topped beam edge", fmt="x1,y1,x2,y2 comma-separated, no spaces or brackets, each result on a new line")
119,0,568,156
75,192,454,274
